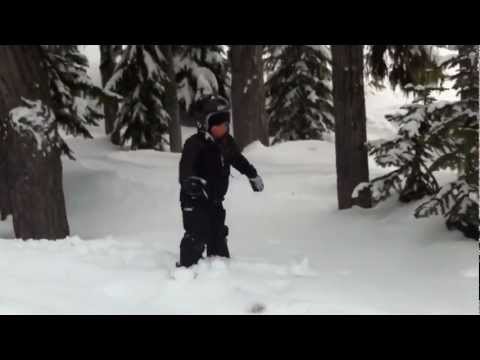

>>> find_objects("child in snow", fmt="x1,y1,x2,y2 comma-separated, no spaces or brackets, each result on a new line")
177,95,264,268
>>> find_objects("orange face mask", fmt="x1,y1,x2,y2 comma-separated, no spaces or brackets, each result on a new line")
210,122,228,139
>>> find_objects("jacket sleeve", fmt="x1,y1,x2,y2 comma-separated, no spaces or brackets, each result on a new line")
179,137,202,184
228,136,258,179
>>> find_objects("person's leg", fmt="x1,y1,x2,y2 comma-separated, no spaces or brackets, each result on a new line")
179,232,204,268
178,200,210,267
206,203,230,258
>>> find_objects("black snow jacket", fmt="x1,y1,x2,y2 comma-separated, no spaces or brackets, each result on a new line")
179,132,258,203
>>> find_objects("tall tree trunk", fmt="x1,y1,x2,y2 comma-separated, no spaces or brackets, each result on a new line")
331,45,371,210
0,45,70,239
230,45,268,150
161,45,182,152
99,45,121,145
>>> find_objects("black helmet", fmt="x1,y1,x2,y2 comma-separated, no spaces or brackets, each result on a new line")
191,95,230,132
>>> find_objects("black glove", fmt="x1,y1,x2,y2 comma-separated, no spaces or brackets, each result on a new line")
182,176,208,200
249,176,264,192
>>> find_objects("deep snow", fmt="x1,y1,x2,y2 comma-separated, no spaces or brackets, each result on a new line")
0,130,476,314
0,46,477,314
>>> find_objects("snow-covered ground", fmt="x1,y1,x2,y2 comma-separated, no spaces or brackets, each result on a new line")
0,47,477,314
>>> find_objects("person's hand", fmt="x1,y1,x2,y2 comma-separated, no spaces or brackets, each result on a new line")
182,176,208,200
249,176,264,192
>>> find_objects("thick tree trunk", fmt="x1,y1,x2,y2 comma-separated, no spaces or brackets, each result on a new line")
331,45,371,210
230,45,268,150
161,45,182,152
0,45,70,239
99,45,121,145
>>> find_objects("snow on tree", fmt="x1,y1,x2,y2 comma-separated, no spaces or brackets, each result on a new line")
265,45,334,144
353,85,446,204
366,45,445,93
415,180,478,239
8,98,60,154
99,45,123,138
41,45,106,158
414,45,479,240
106,45,170,150
173,45,229,113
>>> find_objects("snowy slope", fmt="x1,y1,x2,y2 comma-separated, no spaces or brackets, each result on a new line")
0,135,476,314
0,47,476,314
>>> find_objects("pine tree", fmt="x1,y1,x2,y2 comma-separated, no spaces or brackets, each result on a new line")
106,45,170,150
265,45,334,144
353,85,446,204
174,45,229,115
41,45,105,158
99,45,123,138
415,45,479,239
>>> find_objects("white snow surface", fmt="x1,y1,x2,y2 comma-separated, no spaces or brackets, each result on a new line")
0,50,477,315
0,134,476,314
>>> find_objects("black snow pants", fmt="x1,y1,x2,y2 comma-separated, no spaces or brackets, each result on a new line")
179,197,230,268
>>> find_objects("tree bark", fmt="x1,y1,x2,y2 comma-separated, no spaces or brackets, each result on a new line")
99,45,121,145
161,45,182,152
0,104,11,221
0,45,70,239
331,45,371,210
230,45,268,150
